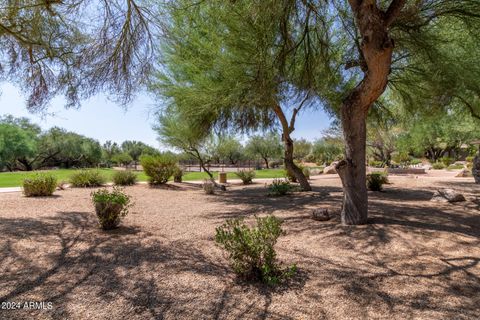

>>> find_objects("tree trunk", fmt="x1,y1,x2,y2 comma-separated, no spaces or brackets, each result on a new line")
272,104,311,191
336,105,368,225
263,157,269,169
336,0,404,224
284,135,311,191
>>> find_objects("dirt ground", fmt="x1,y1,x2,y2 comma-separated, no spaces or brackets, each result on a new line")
0,171,479,320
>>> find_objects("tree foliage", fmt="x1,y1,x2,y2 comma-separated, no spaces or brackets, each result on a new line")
0,0,158,111
245,133,282,169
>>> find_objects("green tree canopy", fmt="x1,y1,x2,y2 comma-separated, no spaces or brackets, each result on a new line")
245,133,283,169
0,123,37,171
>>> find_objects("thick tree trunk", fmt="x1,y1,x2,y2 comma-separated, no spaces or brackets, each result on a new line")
336,0,405,224
336,105,368,225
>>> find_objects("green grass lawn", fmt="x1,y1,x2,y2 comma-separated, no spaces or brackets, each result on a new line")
0,168,288,188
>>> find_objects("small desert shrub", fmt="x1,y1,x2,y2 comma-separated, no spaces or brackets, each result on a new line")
112,170,137,186
432,162,446,170
91,187,131,230
441,157,454,166
366,172,388,191
302,167,311,179
173,166,183,183
268,179,294,196
410,158,422,165
140,154,177,185
448,164,465,170
23,173,57,197
466,156,474,163
70,170,106,187
203,179,215,194
215,215,296,285
235,169,255,185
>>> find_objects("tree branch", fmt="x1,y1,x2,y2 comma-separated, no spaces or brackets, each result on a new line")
454,95,480,120
384,0,407,27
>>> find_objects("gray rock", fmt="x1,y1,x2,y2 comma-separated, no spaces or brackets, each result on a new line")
312,208,331,221
455,168,472,178
431,189,466,203
323,161,338,174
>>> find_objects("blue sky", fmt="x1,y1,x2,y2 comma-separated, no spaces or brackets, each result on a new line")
0,83,333,148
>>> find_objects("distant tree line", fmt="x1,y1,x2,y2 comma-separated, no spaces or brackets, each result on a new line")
0,115,159,171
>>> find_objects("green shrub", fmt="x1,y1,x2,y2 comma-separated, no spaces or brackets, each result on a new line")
368,160,384,168
302,167,311,179
173,166,183,183
441,157,454,166
23,173,57,197
215,215,296,285
70,170,106,187
235,169,256,185
112,170,137,186
466,156,474,163
140,154,177,185
203,179,215,194
366,172,388,191
432,162,446,170
448,164,464,170
268,179,293,196
91,187,132,230
410,158,422,165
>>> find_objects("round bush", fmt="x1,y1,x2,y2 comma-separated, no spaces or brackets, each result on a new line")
91,187,131,230
140,154,177,185
215,215,296,285
112,170,137,186
70,170,106,187
366,172,388,191
203,179,215,194
432,162,446,170
173,166,183,183
23,173,57,197
234,169,255,185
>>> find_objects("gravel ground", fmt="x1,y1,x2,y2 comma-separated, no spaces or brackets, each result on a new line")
0,173,479,320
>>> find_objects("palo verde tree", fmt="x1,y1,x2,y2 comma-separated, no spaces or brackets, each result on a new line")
396,108,480,162
313,1,480,224
245,133,283,169
155,107,216,180
0,0,157,112
151,0,344,191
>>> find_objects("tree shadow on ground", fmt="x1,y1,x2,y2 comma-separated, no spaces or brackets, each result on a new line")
205,185,343,220
0,211,307,319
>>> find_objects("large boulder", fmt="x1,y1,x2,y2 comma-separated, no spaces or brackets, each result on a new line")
473,155,480,184
323,161,339,174
431,189,466,203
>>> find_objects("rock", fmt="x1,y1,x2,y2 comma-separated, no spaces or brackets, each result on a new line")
323,161,338,174
473,155,480,184
431,189,466,203
455,168,472,178
312,208,330,221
